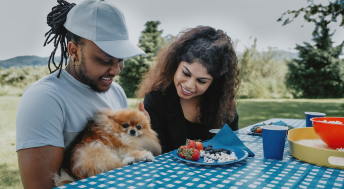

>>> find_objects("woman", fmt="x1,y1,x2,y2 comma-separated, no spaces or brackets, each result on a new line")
137,26,239,153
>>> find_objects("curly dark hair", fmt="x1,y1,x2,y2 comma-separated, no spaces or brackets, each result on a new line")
44,0,83,77
137,26,239,128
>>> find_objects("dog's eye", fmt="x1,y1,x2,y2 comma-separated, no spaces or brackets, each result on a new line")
136,125,142,130
122,123,129,128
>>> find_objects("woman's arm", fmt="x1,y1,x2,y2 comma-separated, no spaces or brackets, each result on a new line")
17,146,64,189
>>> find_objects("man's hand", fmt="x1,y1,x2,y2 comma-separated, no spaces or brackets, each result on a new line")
17,146,64,189
138,102,151,123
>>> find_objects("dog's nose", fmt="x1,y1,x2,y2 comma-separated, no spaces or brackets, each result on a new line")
129,129,136,136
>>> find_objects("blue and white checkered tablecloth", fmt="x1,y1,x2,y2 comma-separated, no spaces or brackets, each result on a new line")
56,119,344,189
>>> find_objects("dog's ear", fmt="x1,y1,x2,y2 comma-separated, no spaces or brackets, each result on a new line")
93,109,115,126
129,110,149,127
106,112,119,123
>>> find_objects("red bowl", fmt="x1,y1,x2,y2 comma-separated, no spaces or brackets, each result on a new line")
311,117,344,149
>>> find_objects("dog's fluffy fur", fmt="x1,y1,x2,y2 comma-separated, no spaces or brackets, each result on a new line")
54,109,161,185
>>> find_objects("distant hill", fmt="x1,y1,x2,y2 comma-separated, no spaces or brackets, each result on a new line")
0,56,50,68
0,50,297,69
236,48,298,61
267,49,298,61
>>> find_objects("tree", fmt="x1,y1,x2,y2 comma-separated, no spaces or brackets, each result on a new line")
238,39,290,98
278,0,344,27
278,0,344,98
119,21,164,97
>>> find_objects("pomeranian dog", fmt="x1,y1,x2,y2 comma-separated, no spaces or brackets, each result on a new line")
54,109,161,186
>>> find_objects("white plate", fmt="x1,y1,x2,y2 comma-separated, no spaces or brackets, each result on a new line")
209,129,220,134
172,146,248,166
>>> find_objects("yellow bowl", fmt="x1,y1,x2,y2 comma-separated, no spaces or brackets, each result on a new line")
288,127,344,169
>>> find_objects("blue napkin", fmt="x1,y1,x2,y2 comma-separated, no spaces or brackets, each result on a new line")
204,124,255,157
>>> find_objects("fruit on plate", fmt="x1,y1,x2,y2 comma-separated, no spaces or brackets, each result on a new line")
177,145,200,161
186,139,203,151
195,141,203,151
201,145,237,163
255,127,263,133
177,145,189,159
186,139,196,148
177,140,237,163
250,124,294,135
177,139,204,161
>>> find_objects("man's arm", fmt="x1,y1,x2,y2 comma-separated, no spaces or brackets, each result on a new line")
17,146,64,189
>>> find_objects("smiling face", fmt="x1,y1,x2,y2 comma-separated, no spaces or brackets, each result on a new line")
173,61,213,101
69,39,124,92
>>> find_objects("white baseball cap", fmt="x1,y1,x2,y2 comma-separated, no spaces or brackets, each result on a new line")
64,0,145,59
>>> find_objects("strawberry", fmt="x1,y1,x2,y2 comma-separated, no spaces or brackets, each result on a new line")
255,127,263,133
190,148,200,161
195,141,203,151
177,145,188,158
186,139,203,150
177,146,200,161
186,139,196,148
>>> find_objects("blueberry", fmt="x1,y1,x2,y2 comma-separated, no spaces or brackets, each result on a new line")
203,146,210,151
204,146,215,152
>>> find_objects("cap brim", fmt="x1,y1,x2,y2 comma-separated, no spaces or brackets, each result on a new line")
94,40,145,59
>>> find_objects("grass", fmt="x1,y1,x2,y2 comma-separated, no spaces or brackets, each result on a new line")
237,98,344,127
0,96,22,189
1,96,343,188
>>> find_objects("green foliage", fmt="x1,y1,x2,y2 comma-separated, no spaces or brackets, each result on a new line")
0,66,49,96
286,39,344,98
278,0,344,98
119,57,150,97
0,164,20,189
138,21,165,55
277,0,344,27
119,21,165,97
238,39,291,98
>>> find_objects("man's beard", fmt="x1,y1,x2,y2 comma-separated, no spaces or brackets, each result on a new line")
76,57,109,93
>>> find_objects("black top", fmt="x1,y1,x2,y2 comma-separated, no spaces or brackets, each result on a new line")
144,85,238,153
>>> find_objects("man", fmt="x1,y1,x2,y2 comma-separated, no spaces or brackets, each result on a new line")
16,0,145,188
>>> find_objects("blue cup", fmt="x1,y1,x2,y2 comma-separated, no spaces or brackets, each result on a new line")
304,112,326,127
262,125,288,160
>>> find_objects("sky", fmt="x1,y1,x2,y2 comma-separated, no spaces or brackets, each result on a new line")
0,0,343,60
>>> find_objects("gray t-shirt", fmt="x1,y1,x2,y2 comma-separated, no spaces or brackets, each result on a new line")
16,70,128,151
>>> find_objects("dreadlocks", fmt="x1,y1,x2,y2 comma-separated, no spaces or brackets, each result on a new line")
44,0,75,77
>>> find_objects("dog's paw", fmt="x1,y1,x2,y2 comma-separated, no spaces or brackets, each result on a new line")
141,151,154,162
122,156,135,165
54,169,74,186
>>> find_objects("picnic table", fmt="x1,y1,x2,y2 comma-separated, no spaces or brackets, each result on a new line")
56,119,344,189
